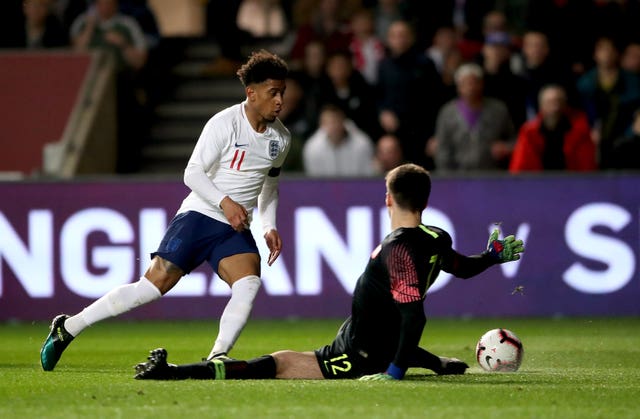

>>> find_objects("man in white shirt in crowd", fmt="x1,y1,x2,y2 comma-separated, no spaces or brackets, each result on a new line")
40,50,291,371
303,104,375,177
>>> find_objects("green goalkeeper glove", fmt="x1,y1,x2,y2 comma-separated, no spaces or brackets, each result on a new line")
359,373,396,381
485,228,524,263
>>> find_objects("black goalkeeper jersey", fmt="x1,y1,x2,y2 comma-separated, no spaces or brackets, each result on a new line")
344,224,496,371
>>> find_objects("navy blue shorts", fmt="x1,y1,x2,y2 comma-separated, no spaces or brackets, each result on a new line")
151,211,259,274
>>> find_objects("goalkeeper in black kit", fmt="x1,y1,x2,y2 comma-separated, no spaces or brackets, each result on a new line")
134,163,525,381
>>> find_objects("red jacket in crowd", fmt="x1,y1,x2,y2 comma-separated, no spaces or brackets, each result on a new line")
509,110,597,172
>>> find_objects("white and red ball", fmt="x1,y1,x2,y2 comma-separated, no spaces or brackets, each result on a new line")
475,328,524,372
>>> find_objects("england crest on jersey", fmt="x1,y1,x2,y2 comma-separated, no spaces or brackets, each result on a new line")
268,140,279,159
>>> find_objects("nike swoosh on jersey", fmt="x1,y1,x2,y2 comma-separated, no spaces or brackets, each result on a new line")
234,142,249,147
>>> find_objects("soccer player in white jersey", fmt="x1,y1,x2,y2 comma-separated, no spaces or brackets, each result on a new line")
40,50,291,371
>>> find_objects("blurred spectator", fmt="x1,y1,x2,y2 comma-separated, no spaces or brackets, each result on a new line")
425,26,464,110
204,0,289,76
203,0,245,76
525,0,593,76
621,40,640,78
480,9,508,37
371,0,406,43
480,31,527,129
589,0,640,48
432,63,516,172
494,0,529,38
377,20,443,169
320,50,381,140
70,0,149,173
117,0,167,109
300,40,327,80
373,133,404,174
458,8,510,61
425,26,459,77
51,0,87,35
70,0,148,72
237,0,288,40
400,0,495,53
1,0,68,48
295,40,328,137
290,0,360,30
576,36,640,169
303,104,375,177
511,30,578,121
279,75,310,141
288,0,352,70
456,1,500,42
510,85,597,172
119,0,161,49
349,8,385,86
278,75,307,172
612,108,640,169
439,47,464,105
234,0,292,57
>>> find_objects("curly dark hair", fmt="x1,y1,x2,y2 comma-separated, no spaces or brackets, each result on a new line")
236,50,288,87
385,163,432,212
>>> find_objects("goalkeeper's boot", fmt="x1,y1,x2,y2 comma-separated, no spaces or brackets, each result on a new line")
135,348,178,380
40,314,74,371
206,351,236,362
437,357,469,375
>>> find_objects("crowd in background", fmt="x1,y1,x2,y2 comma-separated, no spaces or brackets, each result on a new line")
0,0,165,173
2,0,640,175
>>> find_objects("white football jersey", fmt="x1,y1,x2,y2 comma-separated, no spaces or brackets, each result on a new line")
178,102,291,224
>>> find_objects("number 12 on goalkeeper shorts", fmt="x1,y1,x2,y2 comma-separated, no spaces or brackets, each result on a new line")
324,354,352,376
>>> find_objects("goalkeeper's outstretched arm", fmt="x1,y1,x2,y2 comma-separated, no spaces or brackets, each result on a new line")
444,229,525,279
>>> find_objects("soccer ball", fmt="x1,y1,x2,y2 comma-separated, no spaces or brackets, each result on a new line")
475,328,524,372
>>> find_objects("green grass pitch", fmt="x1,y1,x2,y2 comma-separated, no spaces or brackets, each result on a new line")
1,317,639,418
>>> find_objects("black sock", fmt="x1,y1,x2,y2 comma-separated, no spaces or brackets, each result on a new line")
173,362,217,379
409,347,443,373
172,355,276,380
224,355,277,379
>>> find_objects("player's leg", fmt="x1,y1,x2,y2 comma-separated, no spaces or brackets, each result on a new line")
134,348,323,380
206,252,261,359
205,228,262,359
135,348,276,380
64,259,179,335
41,211,206,371
409,346,469,375
65,257,183,335
135,323,351,380
40,257,182,371
271,350,325,379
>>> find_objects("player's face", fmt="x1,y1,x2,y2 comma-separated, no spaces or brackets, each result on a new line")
248,79,286,123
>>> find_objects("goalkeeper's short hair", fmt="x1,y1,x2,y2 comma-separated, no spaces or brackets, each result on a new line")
385,163,431,212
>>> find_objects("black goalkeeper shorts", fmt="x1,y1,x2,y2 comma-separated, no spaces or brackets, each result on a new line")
314,318,386,379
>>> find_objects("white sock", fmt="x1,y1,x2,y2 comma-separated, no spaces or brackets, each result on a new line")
208,275,261,358
64,277,162,337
